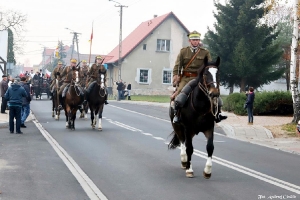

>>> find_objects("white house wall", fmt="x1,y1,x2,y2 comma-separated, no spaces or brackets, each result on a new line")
120,16,189,95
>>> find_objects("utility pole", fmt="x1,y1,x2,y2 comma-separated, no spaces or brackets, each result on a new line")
66,28,81,63
109,0,128,81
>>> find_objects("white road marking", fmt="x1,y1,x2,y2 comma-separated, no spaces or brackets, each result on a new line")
106,106,300,195
32,116,108,200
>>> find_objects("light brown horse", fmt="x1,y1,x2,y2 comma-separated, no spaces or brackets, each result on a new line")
64,66,84,130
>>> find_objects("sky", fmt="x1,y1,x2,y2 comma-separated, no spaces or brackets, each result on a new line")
2,0,222,67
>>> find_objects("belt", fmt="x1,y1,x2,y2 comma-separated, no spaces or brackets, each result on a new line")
183,71,198,77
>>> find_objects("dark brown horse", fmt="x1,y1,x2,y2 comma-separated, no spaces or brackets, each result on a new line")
64,67,84,130
169,56,220,178
86,71,106,130
52,74,62,120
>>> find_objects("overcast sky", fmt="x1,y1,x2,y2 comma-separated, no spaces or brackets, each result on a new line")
2,0,222,66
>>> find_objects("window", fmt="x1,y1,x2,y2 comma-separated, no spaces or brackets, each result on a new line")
143,44,147,50
163,69,172,84
156,39,170,51
139,69,149,83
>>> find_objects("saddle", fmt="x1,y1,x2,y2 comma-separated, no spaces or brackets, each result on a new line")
62,83,85,98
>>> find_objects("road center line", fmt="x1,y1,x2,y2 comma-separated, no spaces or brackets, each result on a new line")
32,115,108,200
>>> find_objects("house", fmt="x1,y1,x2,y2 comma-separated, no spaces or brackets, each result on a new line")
104,12,190,95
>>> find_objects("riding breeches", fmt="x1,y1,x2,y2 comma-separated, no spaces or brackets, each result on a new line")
58,83,68,95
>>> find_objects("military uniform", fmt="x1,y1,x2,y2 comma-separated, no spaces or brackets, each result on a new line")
50,62,64,91
173,46,211,95
58,65,73,95
80,60,90,87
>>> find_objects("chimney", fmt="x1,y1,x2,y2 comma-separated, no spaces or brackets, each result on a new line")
154,15,157,18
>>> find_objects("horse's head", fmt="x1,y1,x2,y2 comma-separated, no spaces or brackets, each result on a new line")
98,69,105,88
199,56,220,98
71,66,80,83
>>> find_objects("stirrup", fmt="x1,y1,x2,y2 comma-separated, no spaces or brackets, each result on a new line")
173,115,180,123
58,105,63,110
104,100,109,105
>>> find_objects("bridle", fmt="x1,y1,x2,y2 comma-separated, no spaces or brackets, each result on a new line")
191,65,219,117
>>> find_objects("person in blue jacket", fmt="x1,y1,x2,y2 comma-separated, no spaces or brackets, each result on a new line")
245,87,255,125
4,80,28,134
19,77,31,128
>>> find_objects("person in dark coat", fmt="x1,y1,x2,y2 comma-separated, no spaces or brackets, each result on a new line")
127,83,131,100
19,77,31,128
0,74,9,114
246,87,255,125
115,80,124,101
4,81,28,134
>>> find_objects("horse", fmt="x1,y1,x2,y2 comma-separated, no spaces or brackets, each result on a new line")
51,75,62,120
86,71,106,130
168,56,220,178
64,67,84,130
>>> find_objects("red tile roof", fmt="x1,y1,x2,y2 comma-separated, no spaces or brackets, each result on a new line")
105,12,189,64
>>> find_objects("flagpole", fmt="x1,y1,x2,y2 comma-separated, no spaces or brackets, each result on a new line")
88,21,94,65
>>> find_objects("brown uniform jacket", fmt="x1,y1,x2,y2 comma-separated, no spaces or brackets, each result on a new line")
60,66,73,83
51,66,64,80
173,46,212,76
80,66,90,78
88,64,107,80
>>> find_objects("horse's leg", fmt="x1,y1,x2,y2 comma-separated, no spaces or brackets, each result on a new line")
203,129,214,179
180,143,188,169
90,108,95,129
65,106,69,128
84,104,88,119
97,105,103,131
185,128,194,178
52,98,55,118
71,109,76,130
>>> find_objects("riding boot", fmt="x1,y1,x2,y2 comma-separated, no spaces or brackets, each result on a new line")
172,102,181,124
215,106,227,123
128,96,131,100
49,92,53,100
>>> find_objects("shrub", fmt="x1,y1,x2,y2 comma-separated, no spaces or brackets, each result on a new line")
223,91,293,116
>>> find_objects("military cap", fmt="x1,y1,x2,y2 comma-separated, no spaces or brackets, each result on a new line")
82,60,87,63
58,61,63,65
188,31,201,40
2,74,7,78
70,58,77,63
96,55,102,59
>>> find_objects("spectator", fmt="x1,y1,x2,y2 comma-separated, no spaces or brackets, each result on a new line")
4,80,28,134
0,74,9,114
19,77,31,128
127,83,131,100
245,87,255,125
115,80,124,101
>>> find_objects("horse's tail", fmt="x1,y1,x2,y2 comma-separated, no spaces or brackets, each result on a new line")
168,131,180,150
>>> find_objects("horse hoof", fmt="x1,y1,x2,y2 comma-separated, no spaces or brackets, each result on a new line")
181,162,187,169
98,127,102,131
203,171,211,179
186,172,194,178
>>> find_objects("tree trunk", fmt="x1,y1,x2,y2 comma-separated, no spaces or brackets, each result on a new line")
229,86,234,94
290,0,300,123
239,78,246,93
286,60,290,91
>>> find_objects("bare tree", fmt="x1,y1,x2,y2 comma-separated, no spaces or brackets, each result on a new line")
0,8,27,56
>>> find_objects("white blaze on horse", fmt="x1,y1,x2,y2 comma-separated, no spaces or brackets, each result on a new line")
169,56,220,178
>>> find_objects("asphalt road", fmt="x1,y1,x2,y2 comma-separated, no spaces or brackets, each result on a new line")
1,99,300,200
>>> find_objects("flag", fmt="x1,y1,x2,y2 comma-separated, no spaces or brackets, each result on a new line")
89,23,93,42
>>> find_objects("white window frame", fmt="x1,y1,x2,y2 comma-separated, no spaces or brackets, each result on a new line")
137,68,151,84
162,69,172,85
156,39,170,52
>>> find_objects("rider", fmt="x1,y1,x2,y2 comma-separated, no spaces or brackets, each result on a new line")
171,30,227,124
32,71,42,99
85,55,109,105
79,60,89,87
49,61,64,100
57,59,77,109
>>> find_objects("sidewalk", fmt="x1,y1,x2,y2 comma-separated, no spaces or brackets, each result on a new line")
1,99,300,155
